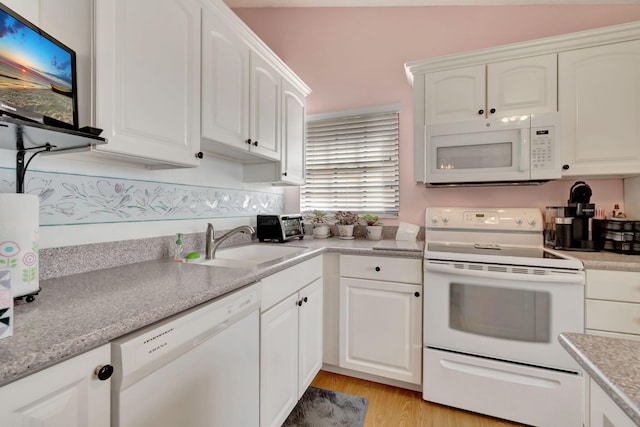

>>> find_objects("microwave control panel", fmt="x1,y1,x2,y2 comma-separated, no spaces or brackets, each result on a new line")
531,126,555,172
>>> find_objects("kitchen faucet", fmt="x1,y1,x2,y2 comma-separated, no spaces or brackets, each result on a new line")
205,223,255,260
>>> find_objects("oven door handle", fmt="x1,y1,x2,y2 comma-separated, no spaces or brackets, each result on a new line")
424,262,585,284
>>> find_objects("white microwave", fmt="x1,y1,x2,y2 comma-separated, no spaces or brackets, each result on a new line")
425,112,561,186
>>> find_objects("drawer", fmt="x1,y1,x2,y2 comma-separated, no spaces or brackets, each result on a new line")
586,300,640,335
340,255,422,284
586,270,640,303
262,256,322,311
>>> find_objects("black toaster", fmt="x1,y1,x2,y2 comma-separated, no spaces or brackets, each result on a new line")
257,214,304,243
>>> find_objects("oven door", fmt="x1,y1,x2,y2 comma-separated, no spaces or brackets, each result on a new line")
423,260,584,372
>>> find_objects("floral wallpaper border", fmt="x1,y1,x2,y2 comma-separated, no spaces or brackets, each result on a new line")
0,168,284,226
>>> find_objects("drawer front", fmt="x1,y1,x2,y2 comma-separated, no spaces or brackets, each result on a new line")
586,300,640,335
586,270,640,303
262,256,322,312
340,255,422,284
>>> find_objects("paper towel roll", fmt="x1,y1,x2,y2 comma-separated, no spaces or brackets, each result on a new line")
0,194,39,299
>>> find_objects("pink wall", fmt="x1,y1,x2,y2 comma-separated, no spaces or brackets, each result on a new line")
234,6,640,225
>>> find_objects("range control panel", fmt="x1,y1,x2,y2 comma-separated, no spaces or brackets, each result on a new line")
426,207,543,231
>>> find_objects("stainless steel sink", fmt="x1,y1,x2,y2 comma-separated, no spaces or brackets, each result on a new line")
189,244,305,268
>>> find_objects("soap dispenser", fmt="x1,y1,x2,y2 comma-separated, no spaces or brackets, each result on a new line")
174,233,185,262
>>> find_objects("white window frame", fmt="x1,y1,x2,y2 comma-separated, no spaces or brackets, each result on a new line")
301,103,400,217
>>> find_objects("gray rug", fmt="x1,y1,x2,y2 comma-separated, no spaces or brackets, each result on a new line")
282,386,368,427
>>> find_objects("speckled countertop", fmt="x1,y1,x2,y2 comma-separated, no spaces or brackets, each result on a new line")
0,238,423,387
560,333,640,425
562,250,640,272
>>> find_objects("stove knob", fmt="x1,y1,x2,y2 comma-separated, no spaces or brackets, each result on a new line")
431,216,439,225
441,217,449,225
527,218,537,227
515,217,523,226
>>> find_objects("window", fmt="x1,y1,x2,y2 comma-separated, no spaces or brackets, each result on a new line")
301,105,400,216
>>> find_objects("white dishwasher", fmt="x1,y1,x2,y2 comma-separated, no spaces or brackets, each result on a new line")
111,282,260,427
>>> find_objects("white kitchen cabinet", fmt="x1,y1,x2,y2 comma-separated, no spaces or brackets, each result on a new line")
243,80,307,184
94,0,202,168
559,39,640,177
590,378,636,427
249,52,281,161
0,345,111,427
585,269,640,339
200,5,250,157
425,54,557,124
260,257,323,427
339,255,422,384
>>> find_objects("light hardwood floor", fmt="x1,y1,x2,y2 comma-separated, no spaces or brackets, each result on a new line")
310,370,525,427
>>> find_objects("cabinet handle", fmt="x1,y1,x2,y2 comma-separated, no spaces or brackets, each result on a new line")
478,109,484,115
562,164,570,171
375,266,381,272
303,297,308,303
489,108,496,114
297,300,303,307
195,151,204,159
282,172,288,177
95,364,114,381
246,138,252,145
253,140,259,147
414,291,421,297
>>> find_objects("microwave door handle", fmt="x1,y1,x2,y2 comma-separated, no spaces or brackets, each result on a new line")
519,128,529,172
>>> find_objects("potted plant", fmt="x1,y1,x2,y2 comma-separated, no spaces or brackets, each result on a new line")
334,211,359,239
304,210,331,238
361,214,383,240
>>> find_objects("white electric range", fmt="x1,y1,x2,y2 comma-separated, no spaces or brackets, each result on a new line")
422,207,585,427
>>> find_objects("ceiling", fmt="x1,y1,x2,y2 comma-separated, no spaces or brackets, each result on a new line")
225,0,640,7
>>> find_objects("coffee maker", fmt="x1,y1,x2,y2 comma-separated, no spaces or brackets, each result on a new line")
566,181,597,250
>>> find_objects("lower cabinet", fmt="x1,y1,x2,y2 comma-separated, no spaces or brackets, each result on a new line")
0,345,111,427
338,255,423,385
589,378,636,427
260,257,323,427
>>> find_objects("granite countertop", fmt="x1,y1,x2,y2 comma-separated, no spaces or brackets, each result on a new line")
562,250,640,272
559,333,640,425
0,238,423,387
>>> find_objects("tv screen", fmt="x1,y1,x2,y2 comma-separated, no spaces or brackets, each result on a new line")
0,3,78,129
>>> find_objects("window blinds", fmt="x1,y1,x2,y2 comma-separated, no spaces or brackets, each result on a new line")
301,111,399,216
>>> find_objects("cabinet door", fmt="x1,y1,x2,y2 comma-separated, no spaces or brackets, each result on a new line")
281,80,307,184
590,378,636,427
339,277,422,384
560,40,640,176
298,278,323,394
487,54,557,117
201,6,250,151
0,345,111,427
250,52,280,161
94,0,201,167
425,65,485,124
260,293,299,427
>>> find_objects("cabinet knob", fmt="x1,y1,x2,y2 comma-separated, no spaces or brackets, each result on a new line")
562,164,570,170
246,138,252,145
297,300,303,307
195,151,204,159
282,172,288,177
414,291,421,298
375,266,381,272
303,297,308,303
95,364,114,381
253,140,259,147
489,108,496,114
478,109,484,115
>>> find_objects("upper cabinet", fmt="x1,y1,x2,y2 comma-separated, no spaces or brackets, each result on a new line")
94,0,202,168
248,52,281,161
559,39,640,177
425,54,557,124
406,21,640,181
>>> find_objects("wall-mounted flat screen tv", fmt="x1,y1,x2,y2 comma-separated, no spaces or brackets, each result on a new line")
0,3,78,130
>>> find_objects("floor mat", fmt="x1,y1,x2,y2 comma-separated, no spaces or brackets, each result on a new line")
282,386,368,427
